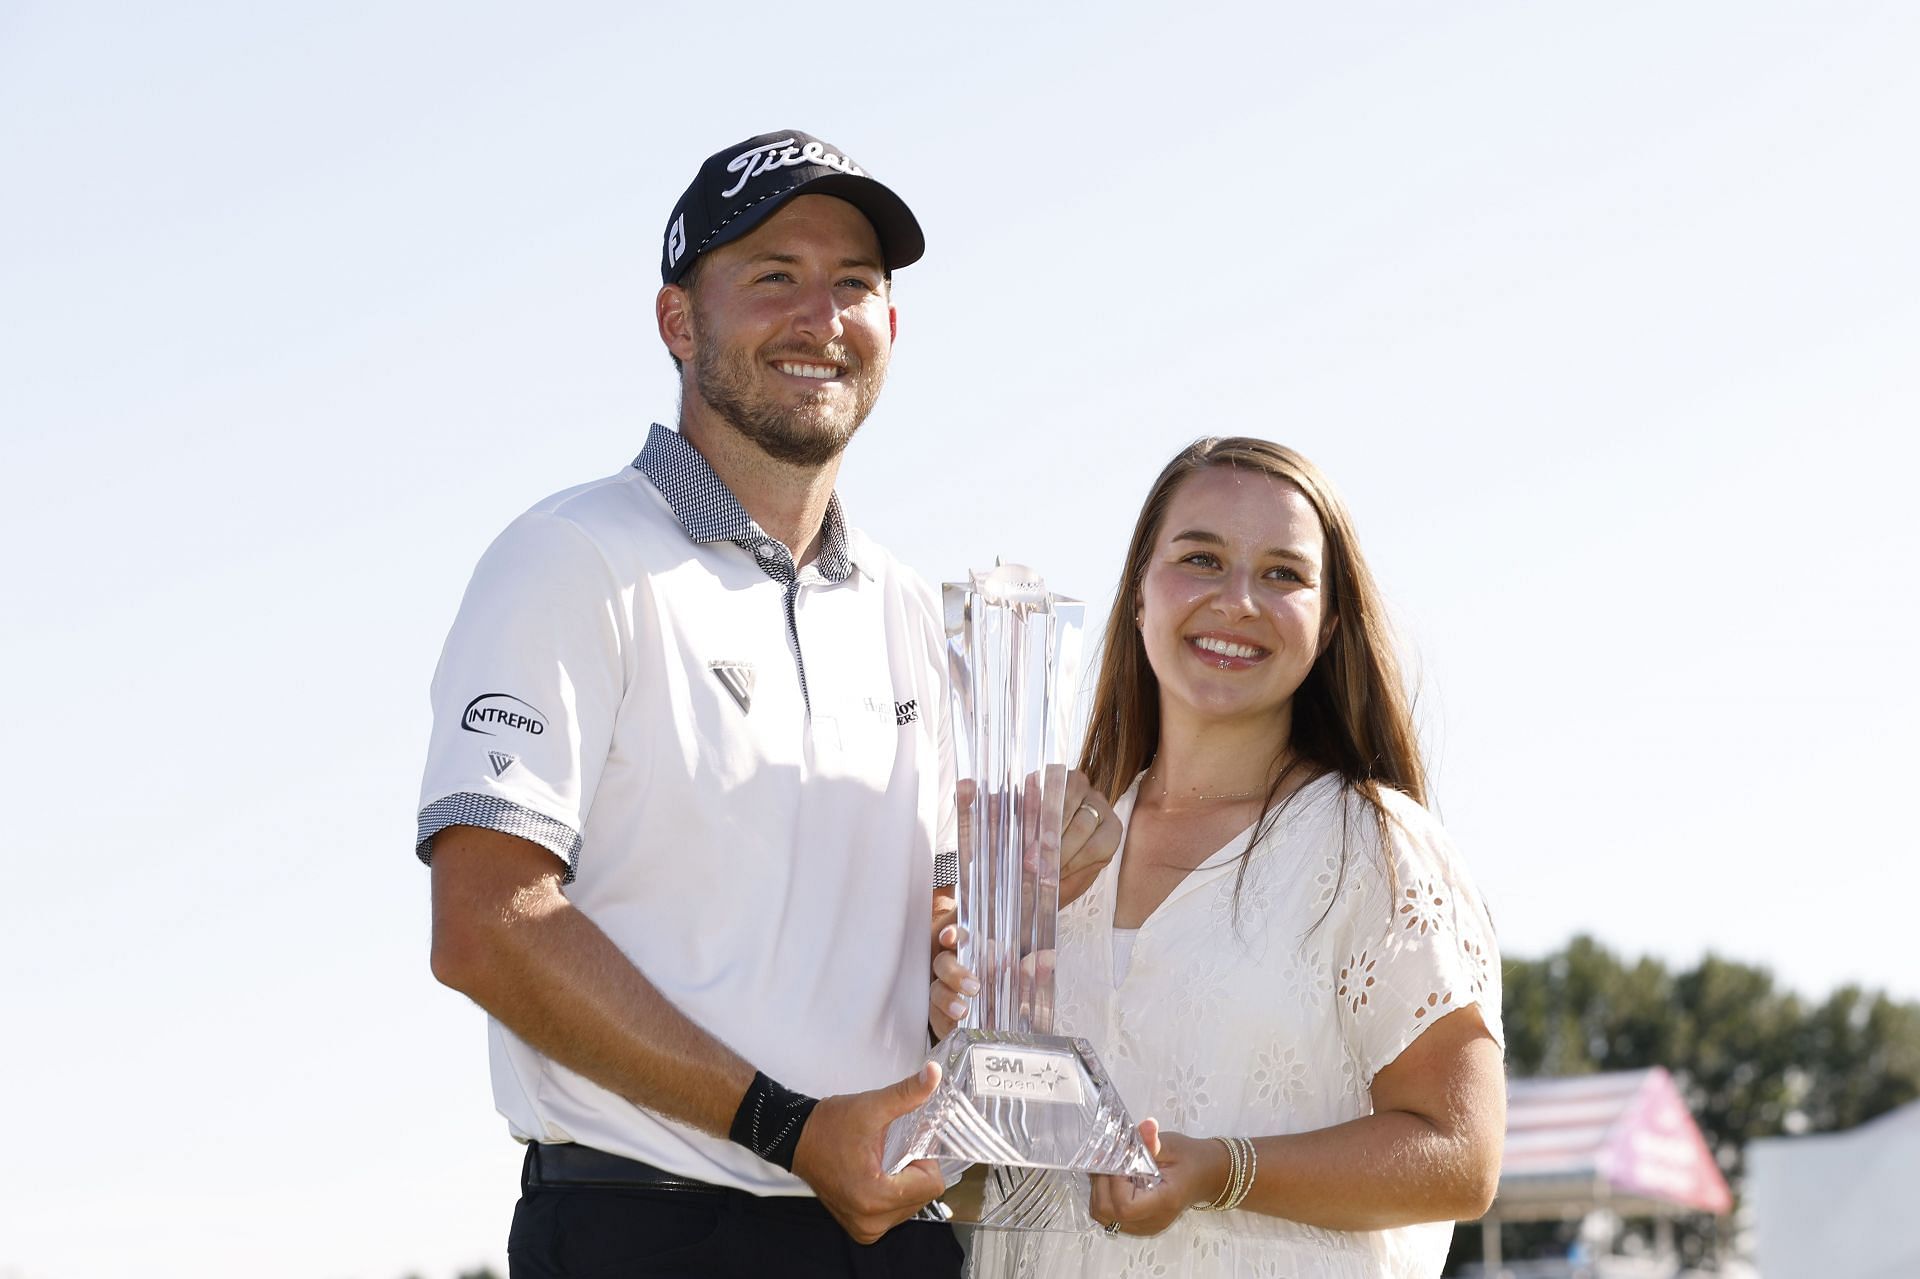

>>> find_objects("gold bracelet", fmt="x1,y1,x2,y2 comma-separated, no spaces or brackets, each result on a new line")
1197,1136,1242,1211
1221,1136,1257,1211
1223,1136,1247,1212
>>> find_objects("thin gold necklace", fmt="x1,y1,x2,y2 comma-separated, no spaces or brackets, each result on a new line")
1145,764,1272,805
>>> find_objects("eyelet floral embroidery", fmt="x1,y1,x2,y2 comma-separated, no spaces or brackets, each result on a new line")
1118,1251,1170,1278
1338,950,1378,1013
1055,991,1087,1037
1296,945,1330,1016
1311,851,1344,911
1173,953,1230,1026
1251,1041,1310,1112
1060,894,1098,944
1162,1061,1213,1128
1111,1022,1139,1067
1209,854,1277,931
1339,1053,1366,1100
1412,989,1456,1020
1462,935,1491,996
1189,1230,1229,1261
1398,875,1447,936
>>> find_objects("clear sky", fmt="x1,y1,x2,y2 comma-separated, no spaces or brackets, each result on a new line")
3,3,1916,1277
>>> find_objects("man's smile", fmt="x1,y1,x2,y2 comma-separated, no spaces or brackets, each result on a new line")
772,359,846,380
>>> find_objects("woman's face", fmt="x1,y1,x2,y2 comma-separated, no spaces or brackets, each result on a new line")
1137,466,1333,738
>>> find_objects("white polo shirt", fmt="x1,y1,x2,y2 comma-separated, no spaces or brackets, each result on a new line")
417,424,955,1195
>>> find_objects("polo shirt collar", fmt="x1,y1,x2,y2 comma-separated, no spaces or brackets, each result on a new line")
634,423,858,583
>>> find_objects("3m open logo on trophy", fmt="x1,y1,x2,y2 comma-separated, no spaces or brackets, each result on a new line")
884,564,1158,1231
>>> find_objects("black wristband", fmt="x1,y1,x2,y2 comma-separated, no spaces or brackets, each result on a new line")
729,1071,820,1172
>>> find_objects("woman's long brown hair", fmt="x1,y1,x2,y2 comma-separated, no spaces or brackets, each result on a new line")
1079,437,1426,920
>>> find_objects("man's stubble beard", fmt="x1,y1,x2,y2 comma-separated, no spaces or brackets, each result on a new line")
690,317,888,469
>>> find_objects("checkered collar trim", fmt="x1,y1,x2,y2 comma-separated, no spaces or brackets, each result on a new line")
634,423,856,583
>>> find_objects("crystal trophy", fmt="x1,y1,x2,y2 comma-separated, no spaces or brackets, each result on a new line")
884,564,1158,1232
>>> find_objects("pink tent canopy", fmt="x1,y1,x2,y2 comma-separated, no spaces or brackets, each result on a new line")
1493,1066,1732,1221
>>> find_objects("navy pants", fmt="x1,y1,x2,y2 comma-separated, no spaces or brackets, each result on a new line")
507,1183,964,1279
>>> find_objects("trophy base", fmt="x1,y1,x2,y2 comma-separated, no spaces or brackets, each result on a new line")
884,1028,1158,1232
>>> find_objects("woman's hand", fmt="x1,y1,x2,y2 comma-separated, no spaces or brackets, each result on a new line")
1059,770,1121,908
932,771,1118,1038
1088,1120,1229,1238
927,917,976,1040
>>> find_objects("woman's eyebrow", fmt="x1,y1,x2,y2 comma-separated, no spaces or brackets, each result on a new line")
1169,528,1314,563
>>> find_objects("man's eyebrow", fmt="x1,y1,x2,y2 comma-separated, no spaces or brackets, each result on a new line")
743,251,883,272
1167,528,1314,563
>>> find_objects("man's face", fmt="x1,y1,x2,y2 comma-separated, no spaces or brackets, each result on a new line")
671,194,895,468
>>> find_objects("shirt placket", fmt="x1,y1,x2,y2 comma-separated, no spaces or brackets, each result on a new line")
743,538,814,716
634,424,851,723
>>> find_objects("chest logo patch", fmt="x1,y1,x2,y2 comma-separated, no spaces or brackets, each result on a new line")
709,660,756,714
861,695,921,725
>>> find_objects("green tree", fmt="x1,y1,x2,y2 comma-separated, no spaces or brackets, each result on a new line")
1796,984,1920,1133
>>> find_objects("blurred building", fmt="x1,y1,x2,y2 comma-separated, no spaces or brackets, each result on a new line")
1749,1097,1920,1278
1465,1068,1732,1278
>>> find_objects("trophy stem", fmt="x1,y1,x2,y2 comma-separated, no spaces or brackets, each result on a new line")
892,566,1154,1233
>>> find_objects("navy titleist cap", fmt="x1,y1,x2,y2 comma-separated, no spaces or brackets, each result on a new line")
661,130,925,285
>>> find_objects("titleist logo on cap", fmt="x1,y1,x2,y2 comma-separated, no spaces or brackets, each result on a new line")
661,128,922,284
721,137,866,200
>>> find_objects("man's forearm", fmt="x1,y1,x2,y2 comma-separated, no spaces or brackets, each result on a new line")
430,824,953,1243
429,825,755,1138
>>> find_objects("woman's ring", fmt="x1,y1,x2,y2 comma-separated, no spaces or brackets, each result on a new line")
1077,800,1101,823
1105,1220,1123,1237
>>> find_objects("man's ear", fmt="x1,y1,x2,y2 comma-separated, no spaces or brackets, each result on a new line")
889,304,898,346
658,284,696,364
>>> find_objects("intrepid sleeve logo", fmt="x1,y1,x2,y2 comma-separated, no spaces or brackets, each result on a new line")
461,693,548,736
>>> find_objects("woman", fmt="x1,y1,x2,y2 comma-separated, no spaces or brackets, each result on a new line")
937,438,1505,1277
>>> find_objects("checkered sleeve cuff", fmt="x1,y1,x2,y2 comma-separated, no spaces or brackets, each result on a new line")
416,792,584,884
933,850,958,890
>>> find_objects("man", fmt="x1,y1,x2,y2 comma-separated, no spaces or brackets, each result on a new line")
417,131,973,1277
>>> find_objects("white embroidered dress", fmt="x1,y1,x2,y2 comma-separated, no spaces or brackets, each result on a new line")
972,774,1502,1279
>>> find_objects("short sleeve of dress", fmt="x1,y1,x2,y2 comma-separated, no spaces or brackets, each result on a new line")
415,510,626,882
1330,789,1504,1085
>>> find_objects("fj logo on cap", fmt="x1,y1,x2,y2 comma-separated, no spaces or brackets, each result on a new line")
710,660,756,714
666,213,686,269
